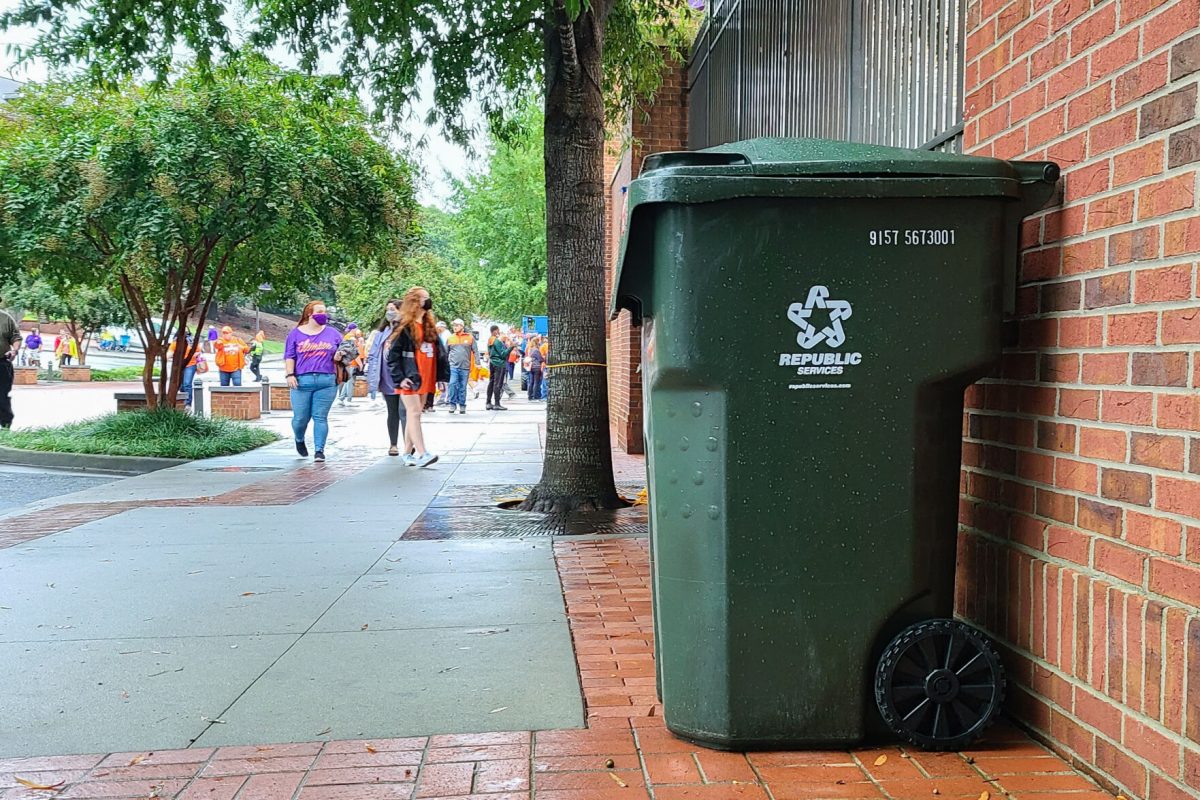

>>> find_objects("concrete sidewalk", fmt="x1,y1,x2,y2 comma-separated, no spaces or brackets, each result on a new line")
0,398,591,757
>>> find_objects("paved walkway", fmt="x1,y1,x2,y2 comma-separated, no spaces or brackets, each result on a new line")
0,398,1109,799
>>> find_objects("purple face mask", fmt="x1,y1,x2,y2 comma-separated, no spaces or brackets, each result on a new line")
312,312,329,325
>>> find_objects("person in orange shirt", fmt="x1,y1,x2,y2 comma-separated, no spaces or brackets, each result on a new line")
214,326,249,386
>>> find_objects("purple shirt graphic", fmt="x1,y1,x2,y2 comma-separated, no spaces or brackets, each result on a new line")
285,326,343,375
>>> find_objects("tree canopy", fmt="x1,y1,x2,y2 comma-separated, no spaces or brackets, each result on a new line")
0,275,129,365
333,218,481,329
0,54,418,403
451,100,547,322
2,1,693,132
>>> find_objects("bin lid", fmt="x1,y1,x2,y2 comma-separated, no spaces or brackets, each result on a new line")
638,137,1057,181
611,137,1059,321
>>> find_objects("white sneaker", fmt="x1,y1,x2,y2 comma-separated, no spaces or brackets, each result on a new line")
403,454,417,467
415,452,439,468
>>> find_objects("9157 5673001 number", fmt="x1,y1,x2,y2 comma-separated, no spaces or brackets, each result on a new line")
868,229,957,246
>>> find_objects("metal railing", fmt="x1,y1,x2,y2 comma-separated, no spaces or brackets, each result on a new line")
688,0,965,153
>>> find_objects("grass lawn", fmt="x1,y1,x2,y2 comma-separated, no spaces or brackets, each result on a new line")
0,408,279,459
262,339,284,354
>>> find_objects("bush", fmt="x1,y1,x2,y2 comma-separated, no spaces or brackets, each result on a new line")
0,408,279,459
91,366,161,382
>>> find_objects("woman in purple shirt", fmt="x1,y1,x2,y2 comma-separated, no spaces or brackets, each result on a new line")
284,300,343,462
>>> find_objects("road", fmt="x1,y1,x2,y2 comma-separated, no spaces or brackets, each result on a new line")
0,464,118,514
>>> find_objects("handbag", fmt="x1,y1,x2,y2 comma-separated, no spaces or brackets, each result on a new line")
195,357,209,374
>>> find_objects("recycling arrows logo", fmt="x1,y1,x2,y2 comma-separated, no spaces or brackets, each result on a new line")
787,286,852,349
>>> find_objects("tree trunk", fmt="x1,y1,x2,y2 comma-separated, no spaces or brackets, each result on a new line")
521,5,622,513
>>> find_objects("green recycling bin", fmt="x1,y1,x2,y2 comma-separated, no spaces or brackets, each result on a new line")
612,138,1058,751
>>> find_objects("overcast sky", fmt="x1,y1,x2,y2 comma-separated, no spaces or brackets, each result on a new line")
0,5,482,208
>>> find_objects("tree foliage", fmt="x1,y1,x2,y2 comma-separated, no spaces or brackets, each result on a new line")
451,100,546,322
333,238,480,329
0,275,129,365
0,55,417,404
3,1,695,132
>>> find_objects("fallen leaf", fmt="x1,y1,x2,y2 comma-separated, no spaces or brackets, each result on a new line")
14,777,66,791
366,745,377,754
932,789,940,796
609,772,628,788
241,592,256,597
128,754,147,766
404,769,413,778
835,779,846,785
361,624,369,631
874,755,888,766
979,792,990,800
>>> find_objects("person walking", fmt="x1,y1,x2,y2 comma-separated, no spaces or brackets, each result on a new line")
485,325,511,411
506,336,519,399
56,330,77,367
334,325,363,406
248,331,265,382
205,324,218,354
284,300,342,463
434,320,450,407
22,328,42,368
526,335,545,401
0,306,21,429
365,300,407,456
387,286,448,467
169,333,205,409
214,326,249,386
538,338,550,400
445,319,474,415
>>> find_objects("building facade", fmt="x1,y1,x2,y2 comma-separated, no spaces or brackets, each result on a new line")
605,1,1199,797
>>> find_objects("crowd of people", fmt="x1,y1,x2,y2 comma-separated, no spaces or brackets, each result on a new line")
279,288,548,466
0,293,547,451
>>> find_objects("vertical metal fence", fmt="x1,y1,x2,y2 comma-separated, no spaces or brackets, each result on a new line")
688,0,965,153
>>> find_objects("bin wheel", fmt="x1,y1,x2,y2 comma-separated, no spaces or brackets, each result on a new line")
874,619,1005,751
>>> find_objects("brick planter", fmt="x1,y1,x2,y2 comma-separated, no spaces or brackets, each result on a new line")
115,392,185,412
269,383,292,411
210,386,261,420
61,366,92,382
353,377,368,398
13,367,38,386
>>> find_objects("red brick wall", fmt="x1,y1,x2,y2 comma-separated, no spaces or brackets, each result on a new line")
605,61,689,455
209,388,262,420
961,2,1200,798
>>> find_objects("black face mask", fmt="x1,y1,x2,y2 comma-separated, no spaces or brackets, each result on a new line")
422,297,433,310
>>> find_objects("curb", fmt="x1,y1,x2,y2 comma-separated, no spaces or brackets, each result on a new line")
0,445,187,476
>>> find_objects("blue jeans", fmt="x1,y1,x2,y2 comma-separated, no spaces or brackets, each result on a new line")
219,369,241,387
290,373,338,451
448,367,469,407
182,365,197,407
337,367,356,401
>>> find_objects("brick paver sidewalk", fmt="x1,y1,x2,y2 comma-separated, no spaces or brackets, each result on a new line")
0,538,1109,800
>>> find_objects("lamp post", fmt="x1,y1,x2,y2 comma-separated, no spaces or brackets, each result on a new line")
254,283,272,332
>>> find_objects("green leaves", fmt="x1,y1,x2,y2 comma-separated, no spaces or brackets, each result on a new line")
449,99,547,322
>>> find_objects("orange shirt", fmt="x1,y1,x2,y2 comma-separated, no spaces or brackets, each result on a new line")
400,324,438,396
214,336,249,371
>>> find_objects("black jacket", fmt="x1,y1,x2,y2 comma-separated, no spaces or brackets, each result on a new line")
387,328,450,391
